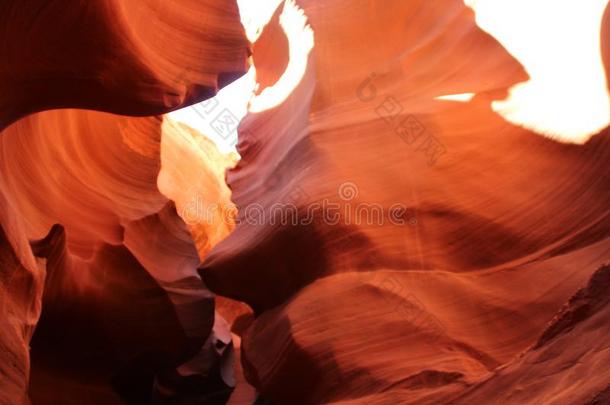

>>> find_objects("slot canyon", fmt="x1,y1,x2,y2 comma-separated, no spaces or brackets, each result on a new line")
1,0,610,404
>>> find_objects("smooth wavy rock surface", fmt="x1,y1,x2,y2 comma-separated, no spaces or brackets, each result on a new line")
0,0,609,403
0,1,248,402
454,263,610,405
200,0,610,403
0,199,42,405
0,0,249,130
0,108,242,403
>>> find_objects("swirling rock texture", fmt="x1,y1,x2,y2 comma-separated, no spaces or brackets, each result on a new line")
201,0,610,404
0,0,248,404
1,0,610,405
0,110,244,403
0,0,248,130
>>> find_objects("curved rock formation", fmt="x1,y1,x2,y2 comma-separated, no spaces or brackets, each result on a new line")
0,203,42,405
1,0,609,403
199,0,610,403
0,108,242,403
455,263,610,405
0,1,248,402
0,0,249,130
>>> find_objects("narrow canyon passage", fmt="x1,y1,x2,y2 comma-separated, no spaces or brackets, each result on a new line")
1,1,610,404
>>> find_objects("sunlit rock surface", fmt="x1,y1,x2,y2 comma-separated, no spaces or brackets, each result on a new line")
1,0,609,404
0,0,248,402
0,109,242,403
200,0,610,403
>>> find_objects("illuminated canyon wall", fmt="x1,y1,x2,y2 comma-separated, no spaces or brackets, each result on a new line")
1,0,610,404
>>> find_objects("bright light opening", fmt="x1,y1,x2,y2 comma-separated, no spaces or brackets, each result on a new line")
465,0,610,143
435,93,476,103
168,0,314,153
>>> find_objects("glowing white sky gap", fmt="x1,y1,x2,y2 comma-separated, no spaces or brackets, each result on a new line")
236,0,284,43
171,0,610,151
248,0,314,113
435,93,476,102
168,0,314,151
465,0,610,143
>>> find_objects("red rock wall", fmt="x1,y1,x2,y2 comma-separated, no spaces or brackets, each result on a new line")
1,0,610,404
0,0,247,402
200,0,610,403
0,0,249,130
